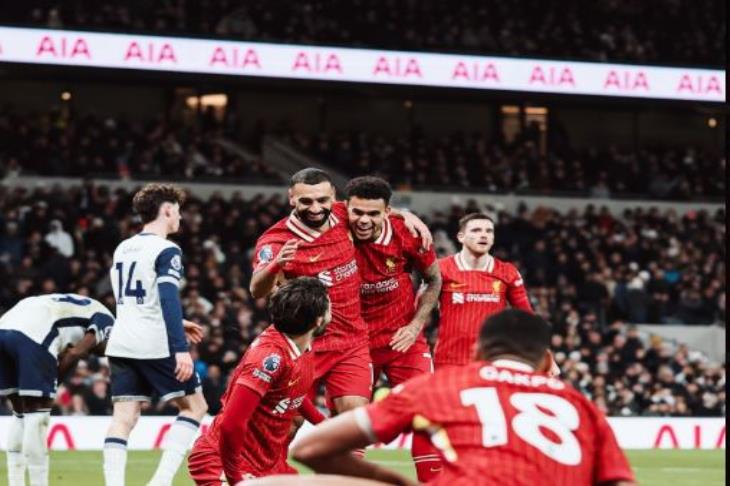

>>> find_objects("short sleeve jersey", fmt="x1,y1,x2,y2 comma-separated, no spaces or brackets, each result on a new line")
0,293,114,358
435,253,532,366
252,202,367,351
359,361,635,486
355,217,436,348
207,326,315,476
107,233,184,359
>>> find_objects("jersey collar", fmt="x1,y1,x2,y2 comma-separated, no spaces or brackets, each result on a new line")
281,331,310,360
455,251,494,272
492,359,535,372
286,210,339,243
373,217,393,246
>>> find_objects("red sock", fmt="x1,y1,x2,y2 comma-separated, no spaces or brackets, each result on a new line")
412,432,442,482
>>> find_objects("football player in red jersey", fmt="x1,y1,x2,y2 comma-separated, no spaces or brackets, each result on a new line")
250,169,432,419
187,277,330,485
292,309,636,486
345,176,443,481
434,213,533,369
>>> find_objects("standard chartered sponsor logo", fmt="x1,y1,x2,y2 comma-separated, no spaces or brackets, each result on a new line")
362,278,400,294
452,292,500,304
318,259,358,287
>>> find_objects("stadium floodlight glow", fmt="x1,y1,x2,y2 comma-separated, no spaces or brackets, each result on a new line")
0,26,724,103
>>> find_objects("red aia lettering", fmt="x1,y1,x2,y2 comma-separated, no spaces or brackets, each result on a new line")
47,424,75,450
653,424,679,448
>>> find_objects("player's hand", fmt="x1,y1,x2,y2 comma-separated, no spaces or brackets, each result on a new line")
174,352,194,382
401,211,433,250
274,239,300,266
183,319,204,344
390,321,421,353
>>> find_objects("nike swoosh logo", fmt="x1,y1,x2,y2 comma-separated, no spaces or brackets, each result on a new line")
288,378,300,386
450,282,467,289
309,253,324,262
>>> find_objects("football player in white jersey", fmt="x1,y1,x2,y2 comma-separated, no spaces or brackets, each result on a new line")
0,293,115,486
103,183,207,486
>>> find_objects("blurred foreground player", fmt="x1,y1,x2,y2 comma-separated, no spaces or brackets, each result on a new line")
293,309,636,486
345,176,443,481
188,277,331,485
435,213,533,368
0,293,114,486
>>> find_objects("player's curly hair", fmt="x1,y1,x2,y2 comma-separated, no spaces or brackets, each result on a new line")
268,277,330,336
132,183,186,224
345,176,392,204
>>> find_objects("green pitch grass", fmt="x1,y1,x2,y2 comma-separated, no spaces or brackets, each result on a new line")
0,449,725,485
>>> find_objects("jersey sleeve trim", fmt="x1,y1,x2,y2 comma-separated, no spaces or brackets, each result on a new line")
353,407,378,443
88,312,115,345
154,246,184,280
157,276,180,287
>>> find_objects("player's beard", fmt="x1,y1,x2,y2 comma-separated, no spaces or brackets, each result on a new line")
296,207,331,229
312,319,329,338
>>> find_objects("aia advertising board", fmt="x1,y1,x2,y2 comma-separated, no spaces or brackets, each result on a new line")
0,26,724,102
0,416,725,451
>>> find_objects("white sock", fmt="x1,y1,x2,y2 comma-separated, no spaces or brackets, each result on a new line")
103,437,128,486
23,410,50,486
7,412,26,486
147,416,200,486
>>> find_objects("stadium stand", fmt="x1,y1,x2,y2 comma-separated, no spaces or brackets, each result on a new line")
283,128,726,199
0,108,278,182
1,0,724,66
0,109,724,200
0,183,724,418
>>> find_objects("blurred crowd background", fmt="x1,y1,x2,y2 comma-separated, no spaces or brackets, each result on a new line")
2,0,724,66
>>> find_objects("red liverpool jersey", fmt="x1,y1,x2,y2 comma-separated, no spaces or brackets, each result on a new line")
359,360,634,486
435,252,533,366
252,202,367,350
205,326,314,476
355,217,437,349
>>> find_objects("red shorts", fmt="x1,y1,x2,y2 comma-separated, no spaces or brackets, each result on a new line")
312,342,372,402
187,435,296,485
371,340,433,388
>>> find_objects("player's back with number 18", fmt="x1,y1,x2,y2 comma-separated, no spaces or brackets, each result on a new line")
294,310,635,486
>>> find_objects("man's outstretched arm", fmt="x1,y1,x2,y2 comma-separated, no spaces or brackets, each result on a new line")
292,410,415,486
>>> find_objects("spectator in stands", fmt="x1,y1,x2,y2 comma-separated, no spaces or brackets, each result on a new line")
44,219,74,258
1,0,723,66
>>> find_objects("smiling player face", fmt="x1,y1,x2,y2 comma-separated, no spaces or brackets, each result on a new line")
289,182,335,229
347,196,390,242
457,218,495,256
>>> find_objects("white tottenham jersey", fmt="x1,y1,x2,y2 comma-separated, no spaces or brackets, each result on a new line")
106,233,184,359
0,294,114,359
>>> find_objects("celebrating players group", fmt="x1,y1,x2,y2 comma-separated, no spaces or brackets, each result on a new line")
0,168,636,486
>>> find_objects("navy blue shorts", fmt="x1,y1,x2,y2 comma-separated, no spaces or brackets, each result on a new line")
0,330,58,398
109,355,201,403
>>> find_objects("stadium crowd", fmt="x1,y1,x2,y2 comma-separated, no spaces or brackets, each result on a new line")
1,108,725,201
284,127,726,200
0,183,724,418
0,108,278,183
3,0,724,66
